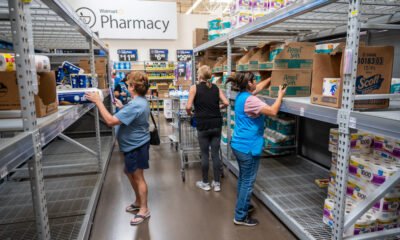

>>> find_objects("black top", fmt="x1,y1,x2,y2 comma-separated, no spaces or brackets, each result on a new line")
194,82,222,131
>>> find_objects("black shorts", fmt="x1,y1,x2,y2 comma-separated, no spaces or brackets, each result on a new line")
123,142,150,173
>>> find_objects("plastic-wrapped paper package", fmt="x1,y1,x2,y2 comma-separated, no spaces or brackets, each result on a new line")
329,129,373,155
344,210,377,237
208,18,221,40
374,135,400,162
0,53,15,71
57,88,103,105
377,217,398,231
34,55,51,72
231,11,253,29
221,14,232,35
322,78,340,96
62,61,84,75
315,43,341,54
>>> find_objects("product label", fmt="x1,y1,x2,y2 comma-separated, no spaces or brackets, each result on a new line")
356,74,384,94
274,59,313,69
287,47,303,58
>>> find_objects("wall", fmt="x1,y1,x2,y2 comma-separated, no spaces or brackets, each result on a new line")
104,14,208,62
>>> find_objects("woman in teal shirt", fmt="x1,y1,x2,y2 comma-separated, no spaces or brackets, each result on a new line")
227,72,286,226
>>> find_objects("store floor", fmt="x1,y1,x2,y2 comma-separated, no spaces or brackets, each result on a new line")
90,115,297,240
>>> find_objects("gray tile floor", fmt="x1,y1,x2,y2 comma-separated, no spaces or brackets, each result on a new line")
90,115,297,240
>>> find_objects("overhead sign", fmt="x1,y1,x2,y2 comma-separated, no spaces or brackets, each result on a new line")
150,49,168,61
67,0,177,39
117,49,138,61
177,50,193,62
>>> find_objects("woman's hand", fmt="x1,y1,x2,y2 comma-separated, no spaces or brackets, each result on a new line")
114,98,123,109
278,84,287,98
85,92,102,105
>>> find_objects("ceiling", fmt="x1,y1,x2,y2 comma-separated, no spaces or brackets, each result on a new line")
144,0,229,15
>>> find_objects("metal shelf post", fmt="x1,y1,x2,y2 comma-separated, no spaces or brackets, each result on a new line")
332,1,361,239
8,0,50,239
226,39,233,162
89,38,103,171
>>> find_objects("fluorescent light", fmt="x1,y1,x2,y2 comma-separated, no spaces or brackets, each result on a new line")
186,0,203,15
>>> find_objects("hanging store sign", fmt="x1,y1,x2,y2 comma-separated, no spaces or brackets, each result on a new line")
66,0,177,40
117,49,138,61
150,49,168,61
177,50,193,62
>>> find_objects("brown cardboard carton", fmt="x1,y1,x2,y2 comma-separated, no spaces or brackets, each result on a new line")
0,71,58,117
269,69,312,97
271,42,315,69
249,44,270,70
311,45,394,109
193,28,208,48
213,56,226,73
157,83,169,91
236,48,258,71
97,77,107,89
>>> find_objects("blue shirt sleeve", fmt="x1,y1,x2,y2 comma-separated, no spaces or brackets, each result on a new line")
115,101,140,126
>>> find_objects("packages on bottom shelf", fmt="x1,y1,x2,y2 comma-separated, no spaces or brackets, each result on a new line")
57,88,104,105
0,54,51,72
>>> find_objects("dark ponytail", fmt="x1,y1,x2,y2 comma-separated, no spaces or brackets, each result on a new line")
225,72,255,91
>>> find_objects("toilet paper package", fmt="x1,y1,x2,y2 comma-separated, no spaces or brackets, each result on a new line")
231,12,253,29
230,0,252,14
377,217,397,231
57,88,103,105
70,74,94,88
391,78,400,94
62,61,84,75
34,55,51,72
315,43,341,54
374,135,400,162
329,129,373,155
0,53,15,71
324,198,376,236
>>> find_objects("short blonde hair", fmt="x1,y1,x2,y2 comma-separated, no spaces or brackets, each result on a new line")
127,71,149,96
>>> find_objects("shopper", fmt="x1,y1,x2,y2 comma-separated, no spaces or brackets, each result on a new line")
114,73,131,106
226,72,286,226
186,65,229,192
85,71,151,226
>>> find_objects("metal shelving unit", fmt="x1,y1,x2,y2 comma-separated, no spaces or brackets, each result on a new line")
194,1,400,240
0,1,114,240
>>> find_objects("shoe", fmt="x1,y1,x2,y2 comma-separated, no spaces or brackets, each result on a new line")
211,181,221,192
248,204,255,213
233,217,259,227
196,181,211,191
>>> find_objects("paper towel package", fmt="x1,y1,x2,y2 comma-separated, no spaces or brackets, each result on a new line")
329,129,373,154
0,53,15,71
57,88,103,105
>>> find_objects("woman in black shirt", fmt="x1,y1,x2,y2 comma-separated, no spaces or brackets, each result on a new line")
186,65,229,192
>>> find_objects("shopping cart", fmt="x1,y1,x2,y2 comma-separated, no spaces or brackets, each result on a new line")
175,110,225,182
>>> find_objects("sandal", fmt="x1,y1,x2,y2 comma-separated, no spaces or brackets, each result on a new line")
130,212,151,225
125,204,140,213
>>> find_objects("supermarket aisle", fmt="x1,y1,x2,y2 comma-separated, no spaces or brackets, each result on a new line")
90,116,296,240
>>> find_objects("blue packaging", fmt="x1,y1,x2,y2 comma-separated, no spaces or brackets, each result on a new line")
58,92,91,104
62,61,83,74
79,75,89,88
56,67,65,84
71,74,79,88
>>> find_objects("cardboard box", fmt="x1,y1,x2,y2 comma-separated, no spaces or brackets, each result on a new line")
269,69,312,97
236,48,258,72
271,42,315,70
311,44,394,109
157,83,169,91
249,44,270,71
79,57,107,74
158,90,169,98
193,28,208,48
0,71,58,117
213,56,226,73
97,77,107,89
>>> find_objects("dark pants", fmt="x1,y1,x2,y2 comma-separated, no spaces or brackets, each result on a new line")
197,128,222,183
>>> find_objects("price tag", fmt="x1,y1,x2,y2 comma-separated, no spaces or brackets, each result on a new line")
349,117,357,129
300,107,305,117
177,50,193,62
117,49,138,62
0,167,8,179
150,49,168,61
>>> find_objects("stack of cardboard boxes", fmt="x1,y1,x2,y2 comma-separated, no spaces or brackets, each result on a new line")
193,28,209,48
79,57,108,89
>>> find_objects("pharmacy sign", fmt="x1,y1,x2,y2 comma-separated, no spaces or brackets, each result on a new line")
67,0,177,40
